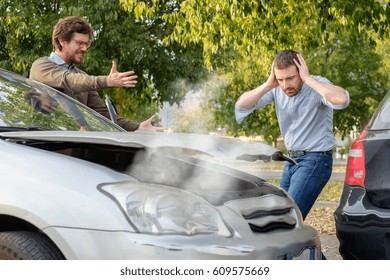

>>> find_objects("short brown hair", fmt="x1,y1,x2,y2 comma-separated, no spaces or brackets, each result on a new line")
52,16,93,51
274,50,299,69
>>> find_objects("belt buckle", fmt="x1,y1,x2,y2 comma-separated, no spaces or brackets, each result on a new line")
289,150,305,157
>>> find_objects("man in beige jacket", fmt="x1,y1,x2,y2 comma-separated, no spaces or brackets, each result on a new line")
30,16,163,131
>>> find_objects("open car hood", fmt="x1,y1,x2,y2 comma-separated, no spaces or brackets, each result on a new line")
0,130,295,164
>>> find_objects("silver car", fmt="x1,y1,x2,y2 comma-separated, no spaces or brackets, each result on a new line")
0,68,320,260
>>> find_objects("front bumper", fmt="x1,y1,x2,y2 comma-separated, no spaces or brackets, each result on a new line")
44,225,320,260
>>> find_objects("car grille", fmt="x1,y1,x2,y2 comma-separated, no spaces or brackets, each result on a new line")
224,194,297,232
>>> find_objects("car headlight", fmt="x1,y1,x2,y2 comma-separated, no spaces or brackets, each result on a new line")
99,181,231,236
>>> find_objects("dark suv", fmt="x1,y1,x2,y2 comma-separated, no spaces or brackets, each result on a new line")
335,91,390,260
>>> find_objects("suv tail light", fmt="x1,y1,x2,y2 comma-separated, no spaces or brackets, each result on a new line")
345,130,368,188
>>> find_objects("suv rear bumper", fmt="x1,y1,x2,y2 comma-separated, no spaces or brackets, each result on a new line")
335,184,390,259
336,222,390,259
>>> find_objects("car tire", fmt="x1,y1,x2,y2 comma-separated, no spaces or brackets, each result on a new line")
0,231,65,260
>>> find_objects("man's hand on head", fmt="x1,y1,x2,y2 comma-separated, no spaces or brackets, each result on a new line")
107,61,138,88
293,54,310,82
265,62,279,90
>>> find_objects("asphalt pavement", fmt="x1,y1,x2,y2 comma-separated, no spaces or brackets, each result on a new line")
321,234,342,260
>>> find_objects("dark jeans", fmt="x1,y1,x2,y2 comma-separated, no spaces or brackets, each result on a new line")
280,151,333,220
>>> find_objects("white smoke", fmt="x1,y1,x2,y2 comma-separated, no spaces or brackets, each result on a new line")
159,75,229,134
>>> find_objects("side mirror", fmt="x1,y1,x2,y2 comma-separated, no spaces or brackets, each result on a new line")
104,94,119,124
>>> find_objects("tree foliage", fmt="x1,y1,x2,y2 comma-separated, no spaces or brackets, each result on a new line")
122,0,389,142
0,0,207,122
122,0,389,67
0,0,389,142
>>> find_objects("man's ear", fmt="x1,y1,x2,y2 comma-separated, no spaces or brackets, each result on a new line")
58,38,66,49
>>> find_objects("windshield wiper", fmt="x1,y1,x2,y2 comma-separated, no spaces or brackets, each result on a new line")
27,126,48,131
0,126,41,132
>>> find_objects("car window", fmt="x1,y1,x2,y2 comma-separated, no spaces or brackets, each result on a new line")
367,91,390,130
0,69,124,132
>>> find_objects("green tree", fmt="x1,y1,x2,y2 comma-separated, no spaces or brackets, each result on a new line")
1,0,389,140
122,0,389,143
0,0,207,123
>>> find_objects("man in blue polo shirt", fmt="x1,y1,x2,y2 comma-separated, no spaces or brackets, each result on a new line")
235,50,350,220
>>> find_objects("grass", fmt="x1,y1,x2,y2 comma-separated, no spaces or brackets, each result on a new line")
267,179,343,202
252,159,345,202
318,181,344,202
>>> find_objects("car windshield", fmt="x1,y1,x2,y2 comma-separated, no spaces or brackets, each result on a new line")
0,68,124,132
